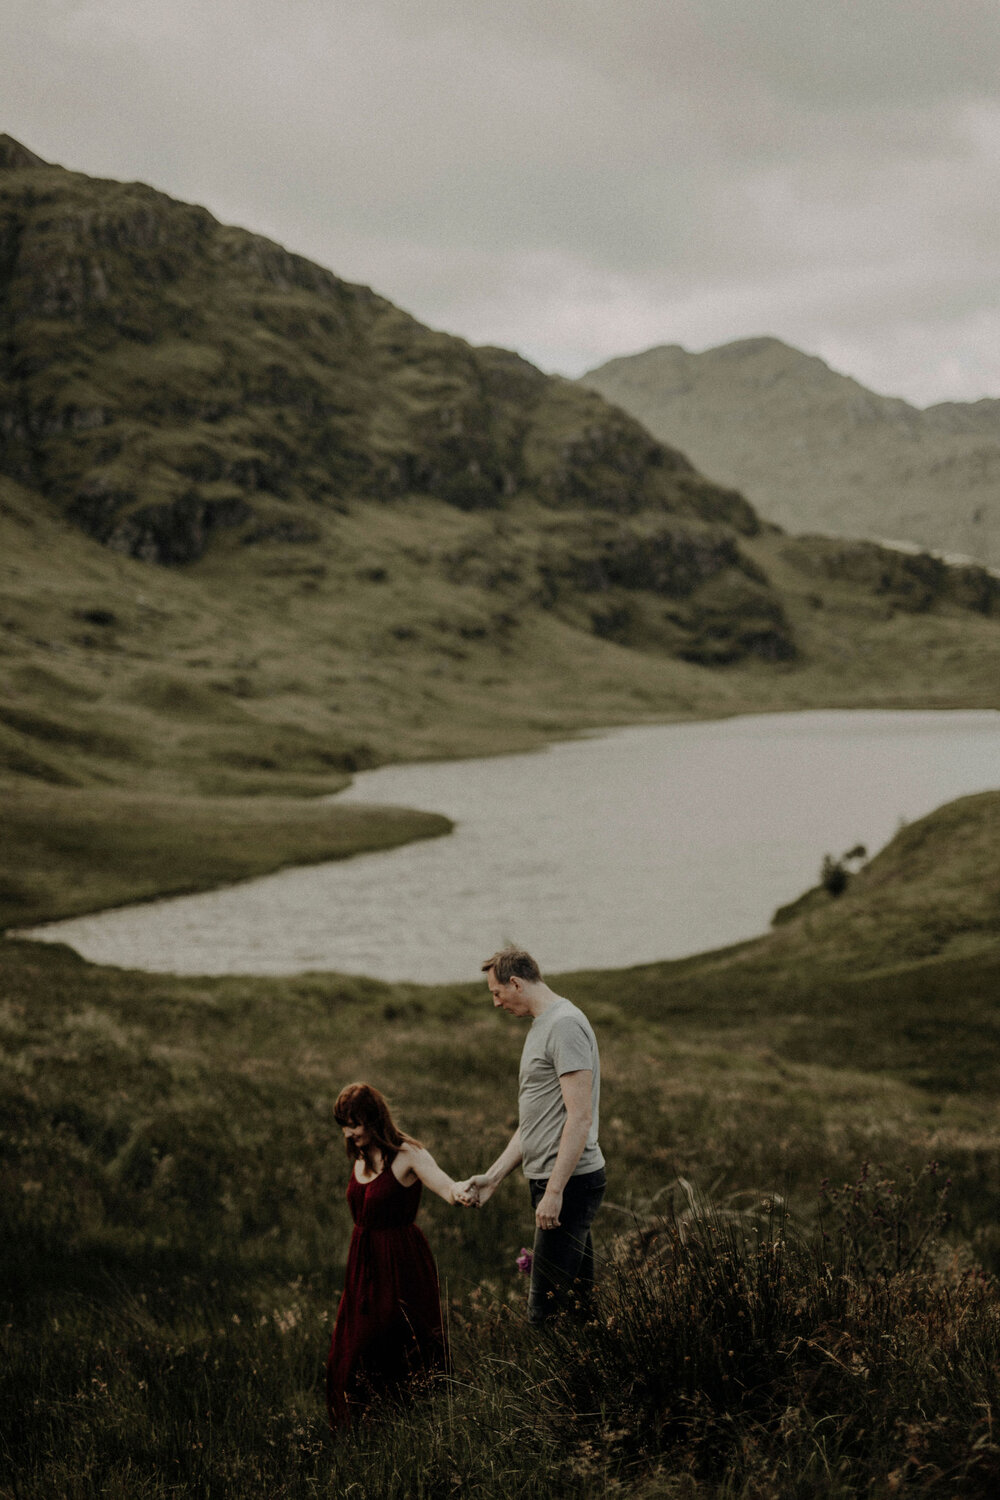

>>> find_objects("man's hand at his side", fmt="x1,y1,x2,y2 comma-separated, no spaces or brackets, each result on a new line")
535,1185,563,1230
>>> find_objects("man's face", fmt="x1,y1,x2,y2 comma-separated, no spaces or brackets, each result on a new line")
487,968,531,1017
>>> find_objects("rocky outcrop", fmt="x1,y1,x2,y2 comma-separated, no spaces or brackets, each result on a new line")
532,517,795,663
538,519,750,598
97,493,252,565
781,537,1000,616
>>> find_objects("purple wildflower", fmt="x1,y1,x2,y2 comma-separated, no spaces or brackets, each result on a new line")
516,1247,533,1275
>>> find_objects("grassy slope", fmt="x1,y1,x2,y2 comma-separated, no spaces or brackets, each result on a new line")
0,788,451,927
570,788,1000,1087
4,471,999,925
3,792,1000,1495
0,477,462,926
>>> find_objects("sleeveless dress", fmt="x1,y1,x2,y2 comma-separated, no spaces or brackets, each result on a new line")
326,1165,446,1429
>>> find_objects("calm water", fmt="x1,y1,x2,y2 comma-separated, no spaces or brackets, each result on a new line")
20,710,999,982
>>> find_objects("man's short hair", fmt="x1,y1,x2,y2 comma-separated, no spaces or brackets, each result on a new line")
481,946,542,984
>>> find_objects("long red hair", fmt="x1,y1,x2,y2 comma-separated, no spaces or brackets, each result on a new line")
334,1082,421,1173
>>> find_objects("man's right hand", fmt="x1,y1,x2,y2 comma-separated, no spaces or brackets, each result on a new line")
467,1174,496,1206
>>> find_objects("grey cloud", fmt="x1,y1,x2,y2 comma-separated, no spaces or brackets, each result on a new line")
3,0,999,401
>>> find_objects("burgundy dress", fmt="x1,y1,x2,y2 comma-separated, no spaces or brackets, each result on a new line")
326,1164,446,1429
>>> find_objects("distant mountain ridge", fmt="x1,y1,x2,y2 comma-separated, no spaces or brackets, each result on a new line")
582,338,1000,570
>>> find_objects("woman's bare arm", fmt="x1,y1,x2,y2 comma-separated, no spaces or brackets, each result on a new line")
394,1143,468,1204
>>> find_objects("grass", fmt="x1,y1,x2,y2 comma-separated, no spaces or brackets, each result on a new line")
11,1210,999,1498
3,779,1000,1495
0,786,451,928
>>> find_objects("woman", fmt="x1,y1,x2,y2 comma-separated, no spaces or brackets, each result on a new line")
326,1082,469,1429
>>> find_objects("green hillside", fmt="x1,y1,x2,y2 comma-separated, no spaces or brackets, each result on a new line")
0,133,752,559
4,459,1000,928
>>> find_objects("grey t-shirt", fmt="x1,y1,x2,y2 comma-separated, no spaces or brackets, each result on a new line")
518,997,604,1180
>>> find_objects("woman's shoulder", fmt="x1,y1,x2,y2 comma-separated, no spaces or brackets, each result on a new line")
390,1141,423,1184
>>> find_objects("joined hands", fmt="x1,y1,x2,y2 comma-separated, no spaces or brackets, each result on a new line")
452,1175,495,1208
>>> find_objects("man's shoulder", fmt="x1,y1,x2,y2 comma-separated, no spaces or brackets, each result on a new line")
536,996,579,1031
553,997,595,1029
547,998,599,1049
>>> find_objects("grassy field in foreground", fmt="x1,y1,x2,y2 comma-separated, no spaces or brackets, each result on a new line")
3,792,1000,1496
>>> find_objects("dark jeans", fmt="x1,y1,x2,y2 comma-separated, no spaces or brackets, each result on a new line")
527,1167,606,1323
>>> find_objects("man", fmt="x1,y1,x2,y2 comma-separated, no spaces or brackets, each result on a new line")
464,945,605,1322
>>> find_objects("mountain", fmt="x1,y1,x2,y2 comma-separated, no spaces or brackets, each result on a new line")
582,338,1000,571
0,134,754,563
1,137,825,672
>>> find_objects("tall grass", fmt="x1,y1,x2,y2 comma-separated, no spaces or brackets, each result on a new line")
5,932,1000,1495
5,1169,1000,1498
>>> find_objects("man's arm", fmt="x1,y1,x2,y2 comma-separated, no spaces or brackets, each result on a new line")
459,1126,523,1207
534,1069,592,1231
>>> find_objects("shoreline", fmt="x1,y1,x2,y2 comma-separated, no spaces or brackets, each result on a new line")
13,704,999,980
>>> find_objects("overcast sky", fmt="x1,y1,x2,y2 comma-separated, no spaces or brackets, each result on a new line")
5,0,1000,405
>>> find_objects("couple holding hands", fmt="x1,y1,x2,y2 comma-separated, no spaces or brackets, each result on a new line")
326,946,605,1429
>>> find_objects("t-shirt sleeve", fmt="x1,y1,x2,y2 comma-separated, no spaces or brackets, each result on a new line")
550,1015,595,1077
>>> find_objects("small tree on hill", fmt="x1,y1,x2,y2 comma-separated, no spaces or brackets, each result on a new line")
820,843,867,897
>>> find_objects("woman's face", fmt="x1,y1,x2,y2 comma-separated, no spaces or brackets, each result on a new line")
341,1120,370,1149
